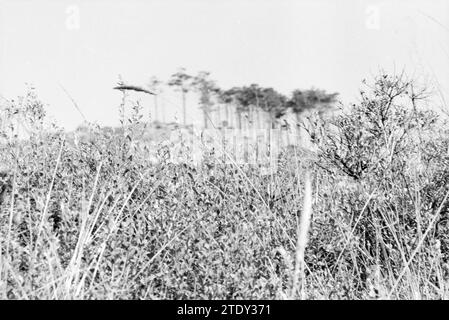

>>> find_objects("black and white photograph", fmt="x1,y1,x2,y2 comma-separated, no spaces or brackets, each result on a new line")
1,0,449,304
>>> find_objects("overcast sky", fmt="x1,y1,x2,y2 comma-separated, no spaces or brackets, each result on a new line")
1,0,449,130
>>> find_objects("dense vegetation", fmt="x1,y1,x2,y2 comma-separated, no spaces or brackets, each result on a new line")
0,73,448,299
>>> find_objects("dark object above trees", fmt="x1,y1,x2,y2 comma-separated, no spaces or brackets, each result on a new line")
113,85,155,95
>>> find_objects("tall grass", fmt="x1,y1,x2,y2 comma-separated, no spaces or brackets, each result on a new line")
291,169,312,299
0,73,449,299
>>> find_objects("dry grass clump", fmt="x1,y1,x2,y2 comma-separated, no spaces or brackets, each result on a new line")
0,73,449,299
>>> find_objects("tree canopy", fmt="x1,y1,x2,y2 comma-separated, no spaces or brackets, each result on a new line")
288,89,339,115
152,68,339,128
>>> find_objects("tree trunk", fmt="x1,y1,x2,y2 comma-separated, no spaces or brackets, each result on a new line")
249,105,254,129
287,129,292,147
203,105,208,129
237,110,242,130
256,109,261,129
269,113,276,129
153,95,158,122
182,91,187,126
216,105,221,128
224,104,230,128
295,112,301,145
161,98,166,123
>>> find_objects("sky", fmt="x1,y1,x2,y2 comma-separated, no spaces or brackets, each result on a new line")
1,0,449,130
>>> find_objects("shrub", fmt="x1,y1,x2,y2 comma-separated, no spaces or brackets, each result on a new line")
305,73,449,298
